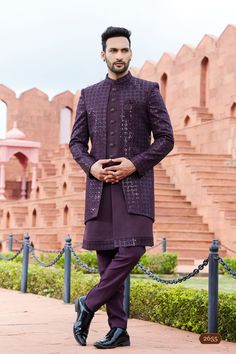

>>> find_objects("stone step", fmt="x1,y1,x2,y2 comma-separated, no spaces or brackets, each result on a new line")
166,239,211,248
177,257,195,265
181,153,230,159
224,210,236,217
157,222,209,231
155,189,185,196
193,171,236,179
205,186,236,193
212,194,236,202
155,200,190,207
190,165,236,172
156,215,203,223
156,207,197,216
154,230,214,240
167,247,209,258
198,178,236,186
174,147,196,153
218,202,236,210
155,194,186,202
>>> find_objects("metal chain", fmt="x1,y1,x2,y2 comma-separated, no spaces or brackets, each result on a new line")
216,256,236,279
29,245,65,267
0,244,24,261
69,246,98,273
32,247,63,253
137,258,209,284
219,243,236,254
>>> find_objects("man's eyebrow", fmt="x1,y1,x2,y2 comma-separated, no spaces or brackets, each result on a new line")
108,47,129,50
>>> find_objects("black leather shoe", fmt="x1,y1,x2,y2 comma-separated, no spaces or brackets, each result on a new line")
73,296,94,346
94,327,130,349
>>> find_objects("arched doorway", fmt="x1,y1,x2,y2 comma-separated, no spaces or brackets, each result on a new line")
160,73,168,102
200,57,209,107
60,107,72,144
0,100,7,139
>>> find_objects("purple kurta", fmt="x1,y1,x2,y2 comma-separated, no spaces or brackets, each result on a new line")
83,75,153,250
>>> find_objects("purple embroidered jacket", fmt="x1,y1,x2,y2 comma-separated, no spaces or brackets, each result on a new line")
69,72,174,223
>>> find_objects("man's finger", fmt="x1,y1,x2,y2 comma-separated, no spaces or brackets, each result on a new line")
99,158,112,164
111,157,124,162
104,165,120,171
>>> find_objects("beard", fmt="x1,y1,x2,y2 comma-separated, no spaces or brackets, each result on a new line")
105,58,131,74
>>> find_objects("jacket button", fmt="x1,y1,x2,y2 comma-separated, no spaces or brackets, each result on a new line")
110,107,115,112
110,143,115,147
110,119,116,124
110,131,115,135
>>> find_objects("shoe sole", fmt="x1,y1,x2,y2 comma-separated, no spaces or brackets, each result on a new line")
94,340,130,349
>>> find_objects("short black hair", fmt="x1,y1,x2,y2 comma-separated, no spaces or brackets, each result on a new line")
101,26,131,51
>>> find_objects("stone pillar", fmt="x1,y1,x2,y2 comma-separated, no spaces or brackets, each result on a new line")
0,163,6,200
21,167,27,199
31,163,37,191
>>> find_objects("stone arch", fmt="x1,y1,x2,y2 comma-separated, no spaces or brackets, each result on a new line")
0,100,7,139
184,115,191,127
231,102,236,117
6,211,10,228
60,107,72,144
160,73,168,102
32,208,37,227
63,205,69,225
200,56,209,107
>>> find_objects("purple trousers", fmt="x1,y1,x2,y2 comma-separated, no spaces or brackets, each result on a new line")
85,246,145,329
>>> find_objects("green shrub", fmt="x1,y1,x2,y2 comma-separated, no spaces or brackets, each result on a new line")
31,251,177,274
0,261,236,342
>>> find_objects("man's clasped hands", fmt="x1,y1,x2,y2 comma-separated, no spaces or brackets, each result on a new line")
90,157,136,184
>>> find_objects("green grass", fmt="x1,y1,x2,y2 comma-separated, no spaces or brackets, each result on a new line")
131,274,236,293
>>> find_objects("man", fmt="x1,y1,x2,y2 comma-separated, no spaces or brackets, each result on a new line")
69,26,174,349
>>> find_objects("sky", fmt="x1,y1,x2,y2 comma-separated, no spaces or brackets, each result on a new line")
0,0,236,136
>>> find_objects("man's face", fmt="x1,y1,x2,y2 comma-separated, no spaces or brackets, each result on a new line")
101,36,132,74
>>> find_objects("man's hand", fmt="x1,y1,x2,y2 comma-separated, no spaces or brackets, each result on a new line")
90,159,113,181
103,157,136,184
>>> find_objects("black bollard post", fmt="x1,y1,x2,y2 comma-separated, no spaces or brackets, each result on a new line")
8,233,13,252
162,237,167,253
208,239,219,333
123,274,130,317
64,235,72,304
21,233,30,293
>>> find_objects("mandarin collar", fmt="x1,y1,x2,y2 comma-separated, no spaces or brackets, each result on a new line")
105,71,132,85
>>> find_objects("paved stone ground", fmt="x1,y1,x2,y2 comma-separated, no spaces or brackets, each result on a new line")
0,288,235,354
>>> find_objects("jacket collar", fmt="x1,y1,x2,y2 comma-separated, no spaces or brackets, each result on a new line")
105,71,132,85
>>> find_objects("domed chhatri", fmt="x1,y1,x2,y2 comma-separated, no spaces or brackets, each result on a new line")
5,121,26,140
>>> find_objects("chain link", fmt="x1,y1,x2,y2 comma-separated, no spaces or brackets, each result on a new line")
29,245,65,267
137,258,209,284
216,256,236,279
0,244,24,261
69,246,98,273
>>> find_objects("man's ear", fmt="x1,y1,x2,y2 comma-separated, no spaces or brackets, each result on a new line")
101,51,106,62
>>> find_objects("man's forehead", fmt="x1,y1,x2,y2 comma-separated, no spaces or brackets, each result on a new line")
106,36,130,49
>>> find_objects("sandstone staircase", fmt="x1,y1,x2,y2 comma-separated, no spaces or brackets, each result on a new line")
0,137,230,265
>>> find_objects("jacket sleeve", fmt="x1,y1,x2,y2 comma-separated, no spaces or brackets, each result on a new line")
129,83,174,177
69,89,96,177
